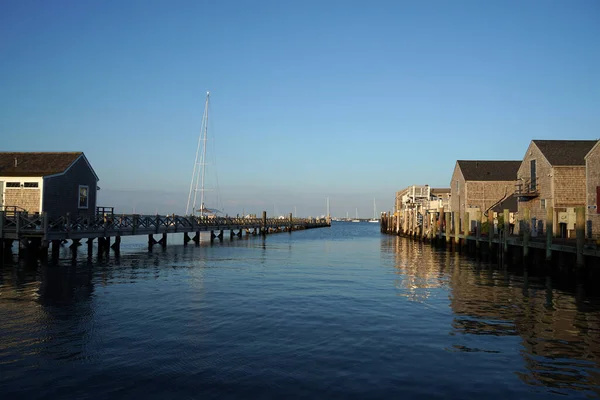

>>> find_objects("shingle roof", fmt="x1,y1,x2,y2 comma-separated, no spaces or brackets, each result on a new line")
457,160,521,181
0,152,83,177
533,140,597,166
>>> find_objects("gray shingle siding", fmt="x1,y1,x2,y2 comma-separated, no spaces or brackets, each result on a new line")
43,156,97,218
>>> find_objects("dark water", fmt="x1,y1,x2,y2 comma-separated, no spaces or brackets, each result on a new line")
1,222,599,399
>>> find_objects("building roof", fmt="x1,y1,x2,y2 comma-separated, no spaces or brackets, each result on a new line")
533,140,597,166
430,188,451,194
0,152,85,177
456,160,521,181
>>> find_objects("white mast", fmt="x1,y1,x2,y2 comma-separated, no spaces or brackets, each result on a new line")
186,91,210,216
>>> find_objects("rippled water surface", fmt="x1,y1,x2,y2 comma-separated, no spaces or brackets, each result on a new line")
1,222,600,399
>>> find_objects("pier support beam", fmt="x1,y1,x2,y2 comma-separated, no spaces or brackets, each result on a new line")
523,208,531,261
184,232,191,245
111,236,121,252
576,206,585,267
262,211,267,236
445,212,451,248
546,206,553,261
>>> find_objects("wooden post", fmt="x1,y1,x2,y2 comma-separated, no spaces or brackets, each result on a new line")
161,232,167,247
438,208,444,240
0,211,4,239
445,212,451,246
488,211,493,251
132,214,138,235
476,210,482,251
111,236,121,252
503,209,509,254
546,206,553,261
262,211,267,236
453,212,459,248
576,206,585,267
16,211,21,237
432,212,437,244
289,212,293,232
87,238,93,255
464,211,470,250
523,208,530,259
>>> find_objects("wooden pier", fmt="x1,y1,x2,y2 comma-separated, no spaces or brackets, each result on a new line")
380,207,600,270
0,210,330,258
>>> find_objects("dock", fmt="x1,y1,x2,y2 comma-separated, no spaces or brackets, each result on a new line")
0,210,331,258
380,208,600,270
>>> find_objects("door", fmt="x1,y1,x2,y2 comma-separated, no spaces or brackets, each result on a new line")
530,159,537,190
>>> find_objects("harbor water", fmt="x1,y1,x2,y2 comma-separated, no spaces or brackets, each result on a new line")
1,222,599,399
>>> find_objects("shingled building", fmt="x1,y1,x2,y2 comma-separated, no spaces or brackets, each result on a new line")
0,152,99,218
515,140,596,238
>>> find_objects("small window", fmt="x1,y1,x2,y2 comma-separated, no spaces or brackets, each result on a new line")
6,182,20,187
541,199,546,209
24,182,38,188
78,185,89,209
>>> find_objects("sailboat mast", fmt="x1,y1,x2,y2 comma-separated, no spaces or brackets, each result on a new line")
186,91,210,216
199,92,210,217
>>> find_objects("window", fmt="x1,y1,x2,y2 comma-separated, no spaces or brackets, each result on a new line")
24,182,38,188
541,199,545,209
6,182,20,187
78,185,89,209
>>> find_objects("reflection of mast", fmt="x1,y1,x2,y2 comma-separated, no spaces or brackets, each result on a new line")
186,92,210,216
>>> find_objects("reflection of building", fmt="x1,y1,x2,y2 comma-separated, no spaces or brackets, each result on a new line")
0,152,99,218
382,235,600,396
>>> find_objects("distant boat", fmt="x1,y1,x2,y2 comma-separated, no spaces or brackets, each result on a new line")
352,208,360,222
369,198,379,223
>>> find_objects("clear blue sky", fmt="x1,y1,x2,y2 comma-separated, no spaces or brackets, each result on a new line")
1,0,599,217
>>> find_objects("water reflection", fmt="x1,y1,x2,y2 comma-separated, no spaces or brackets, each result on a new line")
382,236,600,397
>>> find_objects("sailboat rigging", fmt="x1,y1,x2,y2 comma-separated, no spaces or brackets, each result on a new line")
186,92,221,217
369,199,379,223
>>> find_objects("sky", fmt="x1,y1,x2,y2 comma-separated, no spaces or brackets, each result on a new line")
1,0,599,218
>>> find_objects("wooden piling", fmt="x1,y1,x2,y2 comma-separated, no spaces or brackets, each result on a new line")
576,206,585,267
111,236,121,252
445,212,451,247
476,210,482,251
488,211,493,251
503,209,509,254
438,208,444,240
523,208,530,259
262,211,267,236
546,206,553,261
453,212,459,249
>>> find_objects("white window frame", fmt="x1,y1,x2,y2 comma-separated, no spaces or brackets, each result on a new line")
78,185,89,209
23,182,39,188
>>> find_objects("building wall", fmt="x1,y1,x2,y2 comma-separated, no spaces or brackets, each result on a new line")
586,143,600,239
449,163,466,216
516,142,554,227
42,156,98,218
553,167,586,207
464,180,515,215
0,176,43,213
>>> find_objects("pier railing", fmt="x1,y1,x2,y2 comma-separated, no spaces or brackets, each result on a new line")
0,212,330,241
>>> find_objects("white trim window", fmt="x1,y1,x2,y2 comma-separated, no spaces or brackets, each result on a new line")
78,185,89,209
